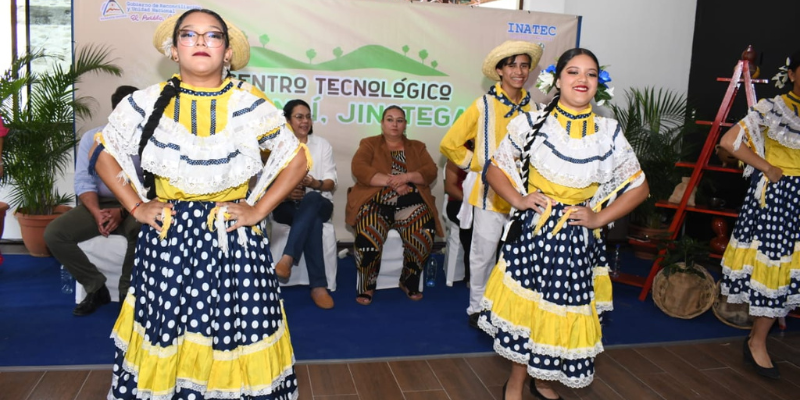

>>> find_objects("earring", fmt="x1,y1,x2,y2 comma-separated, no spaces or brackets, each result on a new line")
221,61,231,80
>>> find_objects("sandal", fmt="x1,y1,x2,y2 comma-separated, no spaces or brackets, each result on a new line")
399,282,423,301
356,291,374,306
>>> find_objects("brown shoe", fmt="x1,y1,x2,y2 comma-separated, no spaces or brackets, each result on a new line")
311,287,334,309
275,255,293,279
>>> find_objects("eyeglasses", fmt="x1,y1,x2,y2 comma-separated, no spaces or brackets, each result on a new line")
178,29,226,48
292,114,313,121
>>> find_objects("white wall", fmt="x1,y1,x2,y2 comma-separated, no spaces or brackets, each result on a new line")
523,0,696,107
561,0,696,99
523,0,566,14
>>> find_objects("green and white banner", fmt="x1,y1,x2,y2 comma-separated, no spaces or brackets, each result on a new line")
75,0,579,239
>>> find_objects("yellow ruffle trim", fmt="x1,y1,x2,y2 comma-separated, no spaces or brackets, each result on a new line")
482,259,611,351
111,295,295,397
722,239,800,291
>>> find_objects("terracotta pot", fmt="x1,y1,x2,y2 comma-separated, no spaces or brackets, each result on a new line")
710,217,730,254
628,224,668,260
15,205,72,257
0,202,9,239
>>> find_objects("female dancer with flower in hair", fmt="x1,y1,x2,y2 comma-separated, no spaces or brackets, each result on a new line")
92,9,308,399
718,50,800,380
480,48,648,400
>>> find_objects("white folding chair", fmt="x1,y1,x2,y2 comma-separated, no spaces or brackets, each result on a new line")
441,164,467,286
74,235,127,303
443,194,466,286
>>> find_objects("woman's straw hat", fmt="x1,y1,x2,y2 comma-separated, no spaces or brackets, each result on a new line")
482,40,544,81
152,11,250,71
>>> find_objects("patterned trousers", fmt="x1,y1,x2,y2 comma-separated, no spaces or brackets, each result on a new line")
354,198,435,293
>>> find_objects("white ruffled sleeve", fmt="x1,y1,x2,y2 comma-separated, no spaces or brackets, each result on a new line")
736,95,800,178
588,119,645,210
246,119,309,206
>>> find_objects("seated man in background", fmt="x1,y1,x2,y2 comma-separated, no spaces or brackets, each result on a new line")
44,85,141,316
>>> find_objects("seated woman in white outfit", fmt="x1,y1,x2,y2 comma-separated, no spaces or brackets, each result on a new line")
272,99,338,309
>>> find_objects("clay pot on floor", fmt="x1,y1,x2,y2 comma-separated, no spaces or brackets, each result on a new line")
628,224,668,260
0,202,9,240
15,205,72,257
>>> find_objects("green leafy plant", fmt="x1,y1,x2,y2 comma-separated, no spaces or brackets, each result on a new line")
0,45,122,215
611,87,696,228
657,235,710,278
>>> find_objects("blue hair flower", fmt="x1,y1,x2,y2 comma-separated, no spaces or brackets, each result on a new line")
598,69,612,86
535,62,615,107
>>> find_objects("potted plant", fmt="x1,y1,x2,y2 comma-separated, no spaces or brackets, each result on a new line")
611,87,695,258
651,235,716,319
0,46,121,256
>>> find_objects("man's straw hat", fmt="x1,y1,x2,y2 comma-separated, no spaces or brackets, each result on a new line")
482,40,544,81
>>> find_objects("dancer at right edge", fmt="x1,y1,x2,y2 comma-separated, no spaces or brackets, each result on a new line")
479,48,648,400
718,50,800,380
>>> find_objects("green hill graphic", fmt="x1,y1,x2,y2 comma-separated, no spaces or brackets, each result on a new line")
249,44,447,77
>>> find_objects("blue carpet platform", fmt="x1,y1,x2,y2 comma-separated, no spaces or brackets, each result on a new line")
0,251,788,367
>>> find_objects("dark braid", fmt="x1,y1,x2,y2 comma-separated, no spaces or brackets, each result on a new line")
519,93,560,186
788,49,800,72
503,94,560,243
139,76,181,199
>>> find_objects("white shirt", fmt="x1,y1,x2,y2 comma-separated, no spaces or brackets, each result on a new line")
305,134,337,201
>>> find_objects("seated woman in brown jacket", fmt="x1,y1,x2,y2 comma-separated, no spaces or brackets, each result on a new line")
346,106,443,305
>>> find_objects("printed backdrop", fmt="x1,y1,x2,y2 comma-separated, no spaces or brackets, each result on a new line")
74,0,579,240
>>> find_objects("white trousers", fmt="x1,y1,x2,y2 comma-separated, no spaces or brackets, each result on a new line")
467,206,509,315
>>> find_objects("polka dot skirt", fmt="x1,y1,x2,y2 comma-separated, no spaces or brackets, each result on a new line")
499,208,603,307
479,204,609,388
721,173,800,318
110,200,298,400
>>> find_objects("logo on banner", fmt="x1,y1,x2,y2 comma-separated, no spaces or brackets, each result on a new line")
231,42,464,128
100,1,199,23
100,0,127,20
246,44,447,78
507,22,558,41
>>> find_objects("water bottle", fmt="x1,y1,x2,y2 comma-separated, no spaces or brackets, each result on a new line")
425,257,438,287
611,244,621,278
60,265,74,294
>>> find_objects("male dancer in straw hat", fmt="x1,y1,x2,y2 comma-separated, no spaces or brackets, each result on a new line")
440,40,542,329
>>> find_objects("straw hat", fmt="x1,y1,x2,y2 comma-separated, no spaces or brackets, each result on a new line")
482,40,544,81
152,11,250,71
